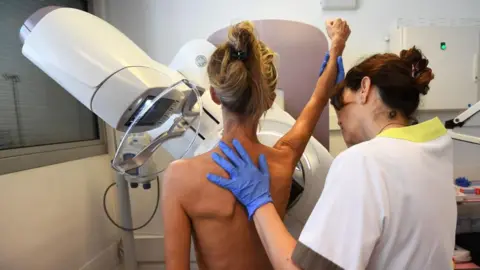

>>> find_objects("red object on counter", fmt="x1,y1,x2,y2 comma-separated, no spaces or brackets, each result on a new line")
455,262,480,269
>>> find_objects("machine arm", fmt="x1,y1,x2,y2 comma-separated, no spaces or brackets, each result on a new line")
445,100,480,145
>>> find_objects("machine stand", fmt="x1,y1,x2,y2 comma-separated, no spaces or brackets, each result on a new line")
115,172,138,270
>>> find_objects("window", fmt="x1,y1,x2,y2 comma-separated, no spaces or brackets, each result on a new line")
0,0,107,174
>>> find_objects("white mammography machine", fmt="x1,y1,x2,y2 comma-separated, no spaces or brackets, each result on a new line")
20,6,333,269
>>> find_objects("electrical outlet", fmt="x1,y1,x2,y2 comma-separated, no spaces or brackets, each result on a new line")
117,239,124,263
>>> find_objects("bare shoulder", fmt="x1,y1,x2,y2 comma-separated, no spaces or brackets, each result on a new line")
162,155,210,195
165,156,200,182
162,159,186,187
162,152,233,216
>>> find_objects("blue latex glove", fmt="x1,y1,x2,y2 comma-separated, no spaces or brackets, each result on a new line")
207,139,272,219
455,177,471,187
319,52,345,84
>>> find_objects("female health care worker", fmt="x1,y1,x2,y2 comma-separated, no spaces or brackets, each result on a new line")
206,46,458,269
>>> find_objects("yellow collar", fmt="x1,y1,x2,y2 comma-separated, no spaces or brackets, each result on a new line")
377,117,447,143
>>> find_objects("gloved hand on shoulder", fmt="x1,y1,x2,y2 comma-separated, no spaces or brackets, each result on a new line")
207,139,272,220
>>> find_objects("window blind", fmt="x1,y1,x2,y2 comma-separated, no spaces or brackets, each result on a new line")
0,0,98,150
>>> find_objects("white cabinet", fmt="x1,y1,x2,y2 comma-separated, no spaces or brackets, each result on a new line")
390,27,480,110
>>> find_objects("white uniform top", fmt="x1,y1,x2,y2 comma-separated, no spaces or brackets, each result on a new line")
292,117,457,270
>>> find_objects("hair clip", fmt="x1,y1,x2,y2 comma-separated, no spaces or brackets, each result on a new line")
412,59,427,78
411,64,417,78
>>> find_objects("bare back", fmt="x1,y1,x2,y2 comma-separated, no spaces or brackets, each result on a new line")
163,141,295,270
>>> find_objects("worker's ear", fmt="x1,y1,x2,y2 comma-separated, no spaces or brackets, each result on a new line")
358,76,372,104
210,87,221,105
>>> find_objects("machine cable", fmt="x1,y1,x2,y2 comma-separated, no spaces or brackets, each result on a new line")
103,176,160,231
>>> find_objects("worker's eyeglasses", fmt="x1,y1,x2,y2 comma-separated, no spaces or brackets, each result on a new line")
330,86,348,111
330,89,355,111
330,93,344,111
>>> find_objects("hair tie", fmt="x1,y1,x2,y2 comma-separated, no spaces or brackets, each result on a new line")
230,47,248,61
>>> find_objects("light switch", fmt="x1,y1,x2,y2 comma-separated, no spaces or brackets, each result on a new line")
320,0,357,10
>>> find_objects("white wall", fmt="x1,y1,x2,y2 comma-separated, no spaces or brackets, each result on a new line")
0,155,119,270
104,0,480,243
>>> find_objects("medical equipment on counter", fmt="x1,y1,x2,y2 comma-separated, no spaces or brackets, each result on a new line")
454,246,472,264
455,177,480,203
19,6,333,270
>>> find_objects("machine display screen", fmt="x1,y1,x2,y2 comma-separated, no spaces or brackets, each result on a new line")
126,96,176,126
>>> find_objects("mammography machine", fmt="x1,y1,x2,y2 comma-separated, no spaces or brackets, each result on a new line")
19,6,333,269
